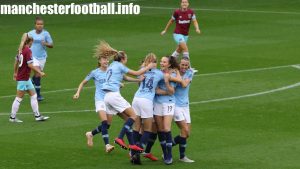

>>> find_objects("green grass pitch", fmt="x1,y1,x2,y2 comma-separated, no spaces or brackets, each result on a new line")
1,0,300,168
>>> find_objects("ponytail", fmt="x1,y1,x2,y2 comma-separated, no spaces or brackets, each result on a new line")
114,51,126,62
94,40,119,60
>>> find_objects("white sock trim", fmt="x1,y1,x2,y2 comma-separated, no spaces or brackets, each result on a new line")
183,52,189,59
172,51,180,58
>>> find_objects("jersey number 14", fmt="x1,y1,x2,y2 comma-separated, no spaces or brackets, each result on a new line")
142,77,154,90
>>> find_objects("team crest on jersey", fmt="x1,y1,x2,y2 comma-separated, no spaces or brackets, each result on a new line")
179,15,182,19
188,14,192,18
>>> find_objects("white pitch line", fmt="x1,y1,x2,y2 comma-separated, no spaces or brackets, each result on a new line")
0,110,93,116
0,64,297,99
292,65,300,70
0,86,95,99
141,6,300,15
194,64,293,77
1,81,300,116
190,81,300,104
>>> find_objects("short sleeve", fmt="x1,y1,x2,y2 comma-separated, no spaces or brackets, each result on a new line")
45,32,53,44
191,10,196,20
25,50,33,64
85,70,95,81
27,30,33,37
184,70,193,81
172,10,178,20
192,14,196,20
120,63,129,74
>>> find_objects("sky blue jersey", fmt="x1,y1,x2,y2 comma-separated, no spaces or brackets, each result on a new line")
28,29,53,60
175,69,194,107
154,72,177,104
134,68,164,101
102,61,129,92
85,68,107,101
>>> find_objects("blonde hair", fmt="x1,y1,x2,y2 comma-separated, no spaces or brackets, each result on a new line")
18,33,33,53
94,41,126,61
142,53,156,67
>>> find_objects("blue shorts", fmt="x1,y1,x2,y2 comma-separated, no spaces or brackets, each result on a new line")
17,79,35,91
173,33,189,45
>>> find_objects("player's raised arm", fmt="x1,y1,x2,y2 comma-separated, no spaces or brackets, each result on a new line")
161,18,174,35
169,69,182,83
123,75,145,82
127,62,156,76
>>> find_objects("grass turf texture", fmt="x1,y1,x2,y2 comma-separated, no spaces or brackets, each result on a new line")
1,0,300,168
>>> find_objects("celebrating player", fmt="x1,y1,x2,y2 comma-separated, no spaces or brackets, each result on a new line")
73,54,115,153
10,33,49,123
161,0,200,72
173,58,195,163
28,16,54,101
98,41,156,155
131,53,164,163
154,56,180,165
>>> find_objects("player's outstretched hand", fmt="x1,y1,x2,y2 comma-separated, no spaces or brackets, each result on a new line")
161,30,166,35
40,72,46,77
73,93,80,99
196,29,201,34
139,75,145,82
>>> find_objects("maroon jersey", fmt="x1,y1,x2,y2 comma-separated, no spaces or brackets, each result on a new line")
172,8,196,36
16,46,33,81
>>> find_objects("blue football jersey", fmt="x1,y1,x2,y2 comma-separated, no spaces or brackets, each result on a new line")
154,72,177,104
85,68,107,101
175,69,193,107
28,29,53,60
102,61,129,92
134,68,164,101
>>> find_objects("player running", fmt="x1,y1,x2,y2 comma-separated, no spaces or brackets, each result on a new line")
28,16,54,101
161,0,201,72
173,58,195,163
98,41,156,155
73,54,115,153
10,33,49,123
154,56,180,165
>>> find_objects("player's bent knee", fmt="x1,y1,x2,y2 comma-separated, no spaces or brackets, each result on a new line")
30,94,37,100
